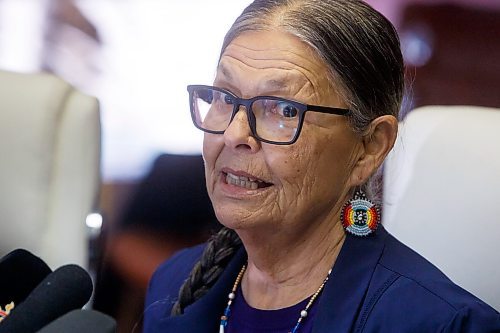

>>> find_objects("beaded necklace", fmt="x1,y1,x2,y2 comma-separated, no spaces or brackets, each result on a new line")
219,264,332,333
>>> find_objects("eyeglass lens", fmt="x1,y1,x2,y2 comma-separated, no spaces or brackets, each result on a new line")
192,87,299,143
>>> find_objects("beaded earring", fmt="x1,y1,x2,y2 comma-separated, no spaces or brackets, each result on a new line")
341,188,380,237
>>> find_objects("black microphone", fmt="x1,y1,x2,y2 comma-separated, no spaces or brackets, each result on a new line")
0,264,93,333
37,309,116,333
0,249,52,307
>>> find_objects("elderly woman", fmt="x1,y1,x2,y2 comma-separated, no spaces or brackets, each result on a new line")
144,0,500,332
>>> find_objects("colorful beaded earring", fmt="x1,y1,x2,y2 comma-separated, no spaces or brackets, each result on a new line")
341,188,380,236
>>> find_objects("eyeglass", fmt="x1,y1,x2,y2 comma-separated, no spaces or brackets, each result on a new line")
187,85,350,145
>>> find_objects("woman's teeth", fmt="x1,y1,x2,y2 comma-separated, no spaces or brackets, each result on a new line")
226,172,261,190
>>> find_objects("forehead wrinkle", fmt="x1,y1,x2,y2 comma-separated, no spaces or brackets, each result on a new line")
217,60,294,90
218,61,289,90
293,81,316,102
219,54,322,102
225,41,324,73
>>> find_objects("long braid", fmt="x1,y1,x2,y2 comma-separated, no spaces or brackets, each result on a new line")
171,227,242,315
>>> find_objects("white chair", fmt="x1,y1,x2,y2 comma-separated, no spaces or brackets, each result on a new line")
383,105,500,311
0,70,101,269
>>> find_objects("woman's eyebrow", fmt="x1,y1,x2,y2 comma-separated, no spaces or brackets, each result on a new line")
262,79,288,92
217,62,294,94
217,63,233,81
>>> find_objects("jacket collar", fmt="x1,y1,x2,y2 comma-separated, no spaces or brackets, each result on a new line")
313,226,387,332
158,227,388,333
156,247,247,332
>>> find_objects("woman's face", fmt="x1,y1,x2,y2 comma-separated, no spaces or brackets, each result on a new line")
203,30,363,234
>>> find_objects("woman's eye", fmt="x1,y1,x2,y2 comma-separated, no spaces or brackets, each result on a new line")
224,94,234,105
278,103,298,118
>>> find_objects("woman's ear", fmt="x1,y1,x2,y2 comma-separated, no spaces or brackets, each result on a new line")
348,115,398,186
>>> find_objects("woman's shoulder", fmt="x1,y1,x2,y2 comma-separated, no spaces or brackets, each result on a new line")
150,243,206,285
144,243,206,323
360,232,500,331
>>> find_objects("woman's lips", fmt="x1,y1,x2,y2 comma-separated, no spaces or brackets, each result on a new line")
221,169,273,190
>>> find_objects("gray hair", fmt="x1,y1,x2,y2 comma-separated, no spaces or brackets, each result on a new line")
171,0,404,315
219,0,404,203
220,0,404,132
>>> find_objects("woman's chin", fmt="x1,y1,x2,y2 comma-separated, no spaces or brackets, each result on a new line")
214,212,251,231
213,206,267,232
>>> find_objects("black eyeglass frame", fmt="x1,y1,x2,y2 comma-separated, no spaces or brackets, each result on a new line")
187,84,350,145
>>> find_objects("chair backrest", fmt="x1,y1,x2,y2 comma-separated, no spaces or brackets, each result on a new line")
383,105,500,311
0,70,101,269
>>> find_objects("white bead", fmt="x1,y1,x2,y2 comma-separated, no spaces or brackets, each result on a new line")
300,310,308,318
228,292,235,300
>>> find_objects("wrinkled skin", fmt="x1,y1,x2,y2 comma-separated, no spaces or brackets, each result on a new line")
203,30,362,238
202,30,396,309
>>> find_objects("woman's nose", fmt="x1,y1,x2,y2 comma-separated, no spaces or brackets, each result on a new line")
223,108,260,153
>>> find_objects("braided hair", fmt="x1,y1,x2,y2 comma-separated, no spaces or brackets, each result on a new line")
170,227,241,315
171,0,404,315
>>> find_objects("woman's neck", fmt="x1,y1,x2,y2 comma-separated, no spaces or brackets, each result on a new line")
236,212,346,310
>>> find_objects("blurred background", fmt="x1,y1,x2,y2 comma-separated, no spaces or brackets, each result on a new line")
0,0,499,331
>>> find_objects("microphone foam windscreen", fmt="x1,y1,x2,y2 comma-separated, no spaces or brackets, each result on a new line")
0,249,52,306
37,309,116,333
0,264,93,333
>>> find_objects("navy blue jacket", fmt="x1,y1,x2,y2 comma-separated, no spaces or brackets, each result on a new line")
144,227,500,332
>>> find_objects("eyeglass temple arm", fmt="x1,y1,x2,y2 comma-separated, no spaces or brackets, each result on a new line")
306,105,350,115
